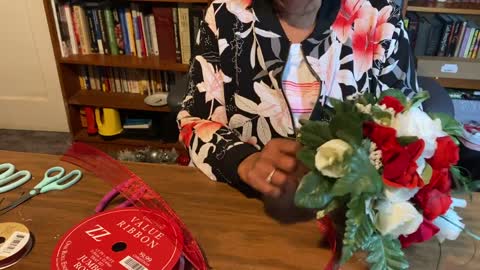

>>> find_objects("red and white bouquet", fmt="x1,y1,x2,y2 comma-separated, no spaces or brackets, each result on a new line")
295,89,477,269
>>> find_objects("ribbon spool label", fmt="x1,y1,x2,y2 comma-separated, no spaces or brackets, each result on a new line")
0,222,32,269
52,208,183,270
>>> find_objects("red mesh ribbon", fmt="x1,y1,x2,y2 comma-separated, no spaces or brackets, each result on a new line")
317,216,338,270
62,142,208,270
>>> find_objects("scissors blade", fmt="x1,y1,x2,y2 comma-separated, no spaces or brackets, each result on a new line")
0,193,34,215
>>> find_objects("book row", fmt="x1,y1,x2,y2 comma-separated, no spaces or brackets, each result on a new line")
78,65,182,95
406,12,480,58
50,0,205,64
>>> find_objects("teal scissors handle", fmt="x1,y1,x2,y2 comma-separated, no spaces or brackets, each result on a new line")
0,163,31,193
30,167,82,195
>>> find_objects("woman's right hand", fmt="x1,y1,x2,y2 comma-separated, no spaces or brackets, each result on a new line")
237,138,304,198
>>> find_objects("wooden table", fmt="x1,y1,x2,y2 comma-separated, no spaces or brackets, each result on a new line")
0,151,478,270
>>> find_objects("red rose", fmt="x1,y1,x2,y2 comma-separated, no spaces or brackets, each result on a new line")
382,139,426,189
379,96,405,113
399,219,439,248
363,122,398,152
427,136,459,169
415,189,452,220
428,169,451,193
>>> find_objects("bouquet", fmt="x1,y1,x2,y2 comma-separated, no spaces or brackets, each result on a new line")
294,89,478,270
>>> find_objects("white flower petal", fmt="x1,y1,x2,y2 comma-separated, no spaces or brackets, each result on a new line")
375,200,423,238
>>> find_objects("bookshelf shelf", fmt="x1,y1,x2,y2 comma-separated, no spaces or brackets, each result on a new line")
69,90,171,112
60,55,190,72
74,129,183,149
434,78,480,90
417,56,480,63
407,1,480,15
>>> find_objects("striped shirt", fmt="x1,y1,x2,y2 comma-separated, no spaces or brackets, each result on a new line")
282,44,320,130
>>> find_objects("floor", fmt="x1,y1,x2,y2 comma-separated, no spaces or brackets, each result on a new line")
0,129,71,155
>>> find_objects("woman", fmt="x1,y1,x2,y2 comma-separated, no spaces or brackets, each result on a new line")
177,0,418,198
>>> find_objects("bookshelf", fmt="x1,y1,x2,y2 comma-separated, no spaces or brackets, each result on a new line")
43,0,208,153
404,1,480,90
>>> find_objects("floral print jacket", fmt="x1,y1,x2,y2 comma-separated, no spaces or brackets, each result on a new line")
177,0,418,195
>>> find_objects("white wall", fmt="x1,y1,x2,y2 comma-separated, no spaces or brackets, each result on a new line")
0,0,68,132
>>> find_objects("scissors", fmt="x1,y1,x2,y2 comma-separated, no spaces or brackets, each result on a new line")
0,163,32,194
0,166,82,215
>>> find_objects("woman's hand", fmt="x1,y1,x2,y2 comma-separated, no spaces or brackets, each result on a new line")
237,139,304,198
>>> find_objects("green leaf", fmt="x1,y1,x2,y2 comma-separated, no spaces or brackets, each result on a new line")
450,166,473,197
340,196,374,264
429,113,464,138
397,136,419,146
379,89,407,106
331,140,383,196
358,93,376,105
297,148,316,171
408,91,430,109
329,112,365,146
365,235,409,270
371,106,393,126
295,171,333,209
421,163,433,185
330,98,354,114
298,120,333,149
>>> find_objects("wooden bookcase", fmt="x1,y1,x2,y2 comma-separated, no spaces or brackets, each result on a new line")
43,0,209,152
403,1,480,90
44,0,478,152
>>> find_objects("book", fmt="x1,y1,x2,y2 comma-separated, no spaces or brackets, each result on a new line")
113,68,122,93
143,13,153,56
124,8,137,56
447,15,464,57
414,16,431,56
178,5,191,64
454,18,468,57
406,12,419,50
50,0,68,57
73,5,92,55
104,8,119,55
123,118,152,129
85,8,99,53
446,15,460,57
459,27,472,57
97,8,110,55
137,8,149,57
425,16,443,56
463,26,477,58
152,7,177,62
148,15,159,56
63,4,79,55
467,29,479,59
118,8,131,55
91,8,105,54
172,8,182,63
131,4,143,57
189,6,204,53
436,14,453,56
472,31,480,59
112,9,125,55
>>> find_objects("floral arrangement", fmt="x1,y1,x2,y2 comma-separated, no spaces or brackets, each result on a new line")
294,89,477,269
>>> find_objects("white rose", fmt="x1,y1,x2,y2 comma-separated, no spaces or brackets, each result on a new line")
375,200,423,238
384,186,419,203
315,139,352,178
392,107,446,159
433,198,467,242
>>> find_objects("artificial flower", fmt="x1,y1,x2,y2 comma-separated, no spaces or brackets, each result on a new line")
392,107,446,159
363,122,397,152
384,186,419,203
399,219,440,248
315,139,352,178
382,139,426,189
433,198,467,242
375,200,423,238
379,96,405,114
427,136,460,169
415,189,452,220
